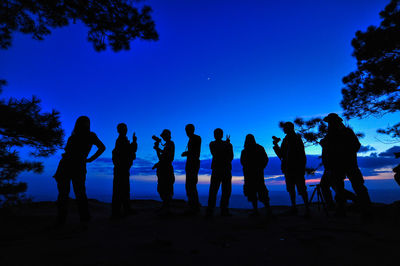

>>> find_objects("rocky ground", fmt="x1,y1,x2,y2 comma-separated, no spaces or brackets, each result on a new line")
1,199,400,266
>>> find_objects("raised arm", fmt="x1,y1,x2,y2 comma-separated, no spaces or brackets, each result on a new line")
131,132,138,154
131,141,138,154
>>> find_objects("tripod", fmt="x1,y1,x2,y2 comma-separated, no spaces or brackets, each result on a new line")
309,184,329,216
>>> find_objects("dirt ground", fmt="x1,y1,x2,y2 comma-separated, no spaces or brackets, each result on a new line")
1,199,400,266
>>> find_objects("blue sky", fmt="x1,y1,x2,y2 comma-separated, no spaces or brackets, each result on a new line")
1,0,400,199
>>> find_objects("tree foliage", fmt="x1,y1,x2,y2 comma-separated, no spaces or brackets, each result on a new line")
1,0,159,205
0,0,159,51
0,80,64,205
341,0,400,138
279,117,327,147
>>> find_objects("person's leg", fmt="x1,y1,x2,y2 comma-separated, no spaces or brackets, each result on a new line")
331,172,346,216
346,167,372,214
192,162,200,209
157,181,165,204
156,169,168,210
157,181,170,213
250,200,258,215
258,181,272,217
185,162,200,211
296,175,310,217
159,168,175,214
121,169,132,214
343,189,357,203
72,175,90,222
296,176,309,207
244,179,257,215
166,172,175,210
285,175,297,213
112,168,122,217
206,172,221,216
56,177,71,224
220,172,232,216
320,171,334,208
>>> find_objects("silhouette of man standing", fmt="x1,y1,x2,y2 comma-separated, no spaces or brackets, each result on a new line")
273,122,310,216
206,128,234,217
240,134,272,217
181,124,201,214
154,129,175,214
322,113,371,217
111,123,137,219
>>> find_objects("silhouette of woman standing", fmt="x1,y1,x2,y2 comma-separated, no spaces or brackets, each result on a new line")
240,134,272,217
54,116,105,227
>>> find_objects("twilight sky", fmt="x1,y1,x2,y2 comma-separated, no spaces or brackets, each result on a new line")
1,0,399,198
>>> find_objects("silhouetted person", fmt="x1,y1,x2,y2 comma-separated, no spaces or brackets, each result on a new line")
181,124,201,214
320,135,356,210
273,122,310,216
153,129,175,215
322,113,371,217
111,123,137,219
53,116,105,227
206,128,234,217
240,134,272,217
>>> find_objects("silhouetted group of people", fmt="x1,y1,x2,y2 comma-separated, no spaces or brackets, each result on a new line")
53,113,373,227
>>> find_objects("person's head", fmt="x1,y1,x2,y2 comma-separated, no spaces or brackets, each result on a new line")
244,134,256,149
185,124,195,137
323,113,343,130
117,123,128,136
160,129,171,141
282,122,295,135
214,128,223,140
73,116,90,136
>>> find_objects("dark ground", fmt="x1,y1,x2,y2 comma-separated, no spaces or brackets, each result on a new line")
1,199,400,266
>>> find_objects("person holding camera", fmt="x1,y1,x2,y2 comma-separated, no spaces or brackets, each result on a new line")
181,124,202,214
153,129,175,214
206,128,234,217
240,134,272,217
111,123,137,219
273,122,310,217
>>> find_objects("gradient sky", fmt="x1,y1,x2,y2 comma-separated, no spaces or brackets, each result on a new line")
1,0,399,199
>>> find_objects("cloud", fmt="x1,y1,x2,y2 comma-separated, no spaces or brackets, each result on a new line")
358,145,376,153
88,155,321,179
378,146,400,157
86,145,400,183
